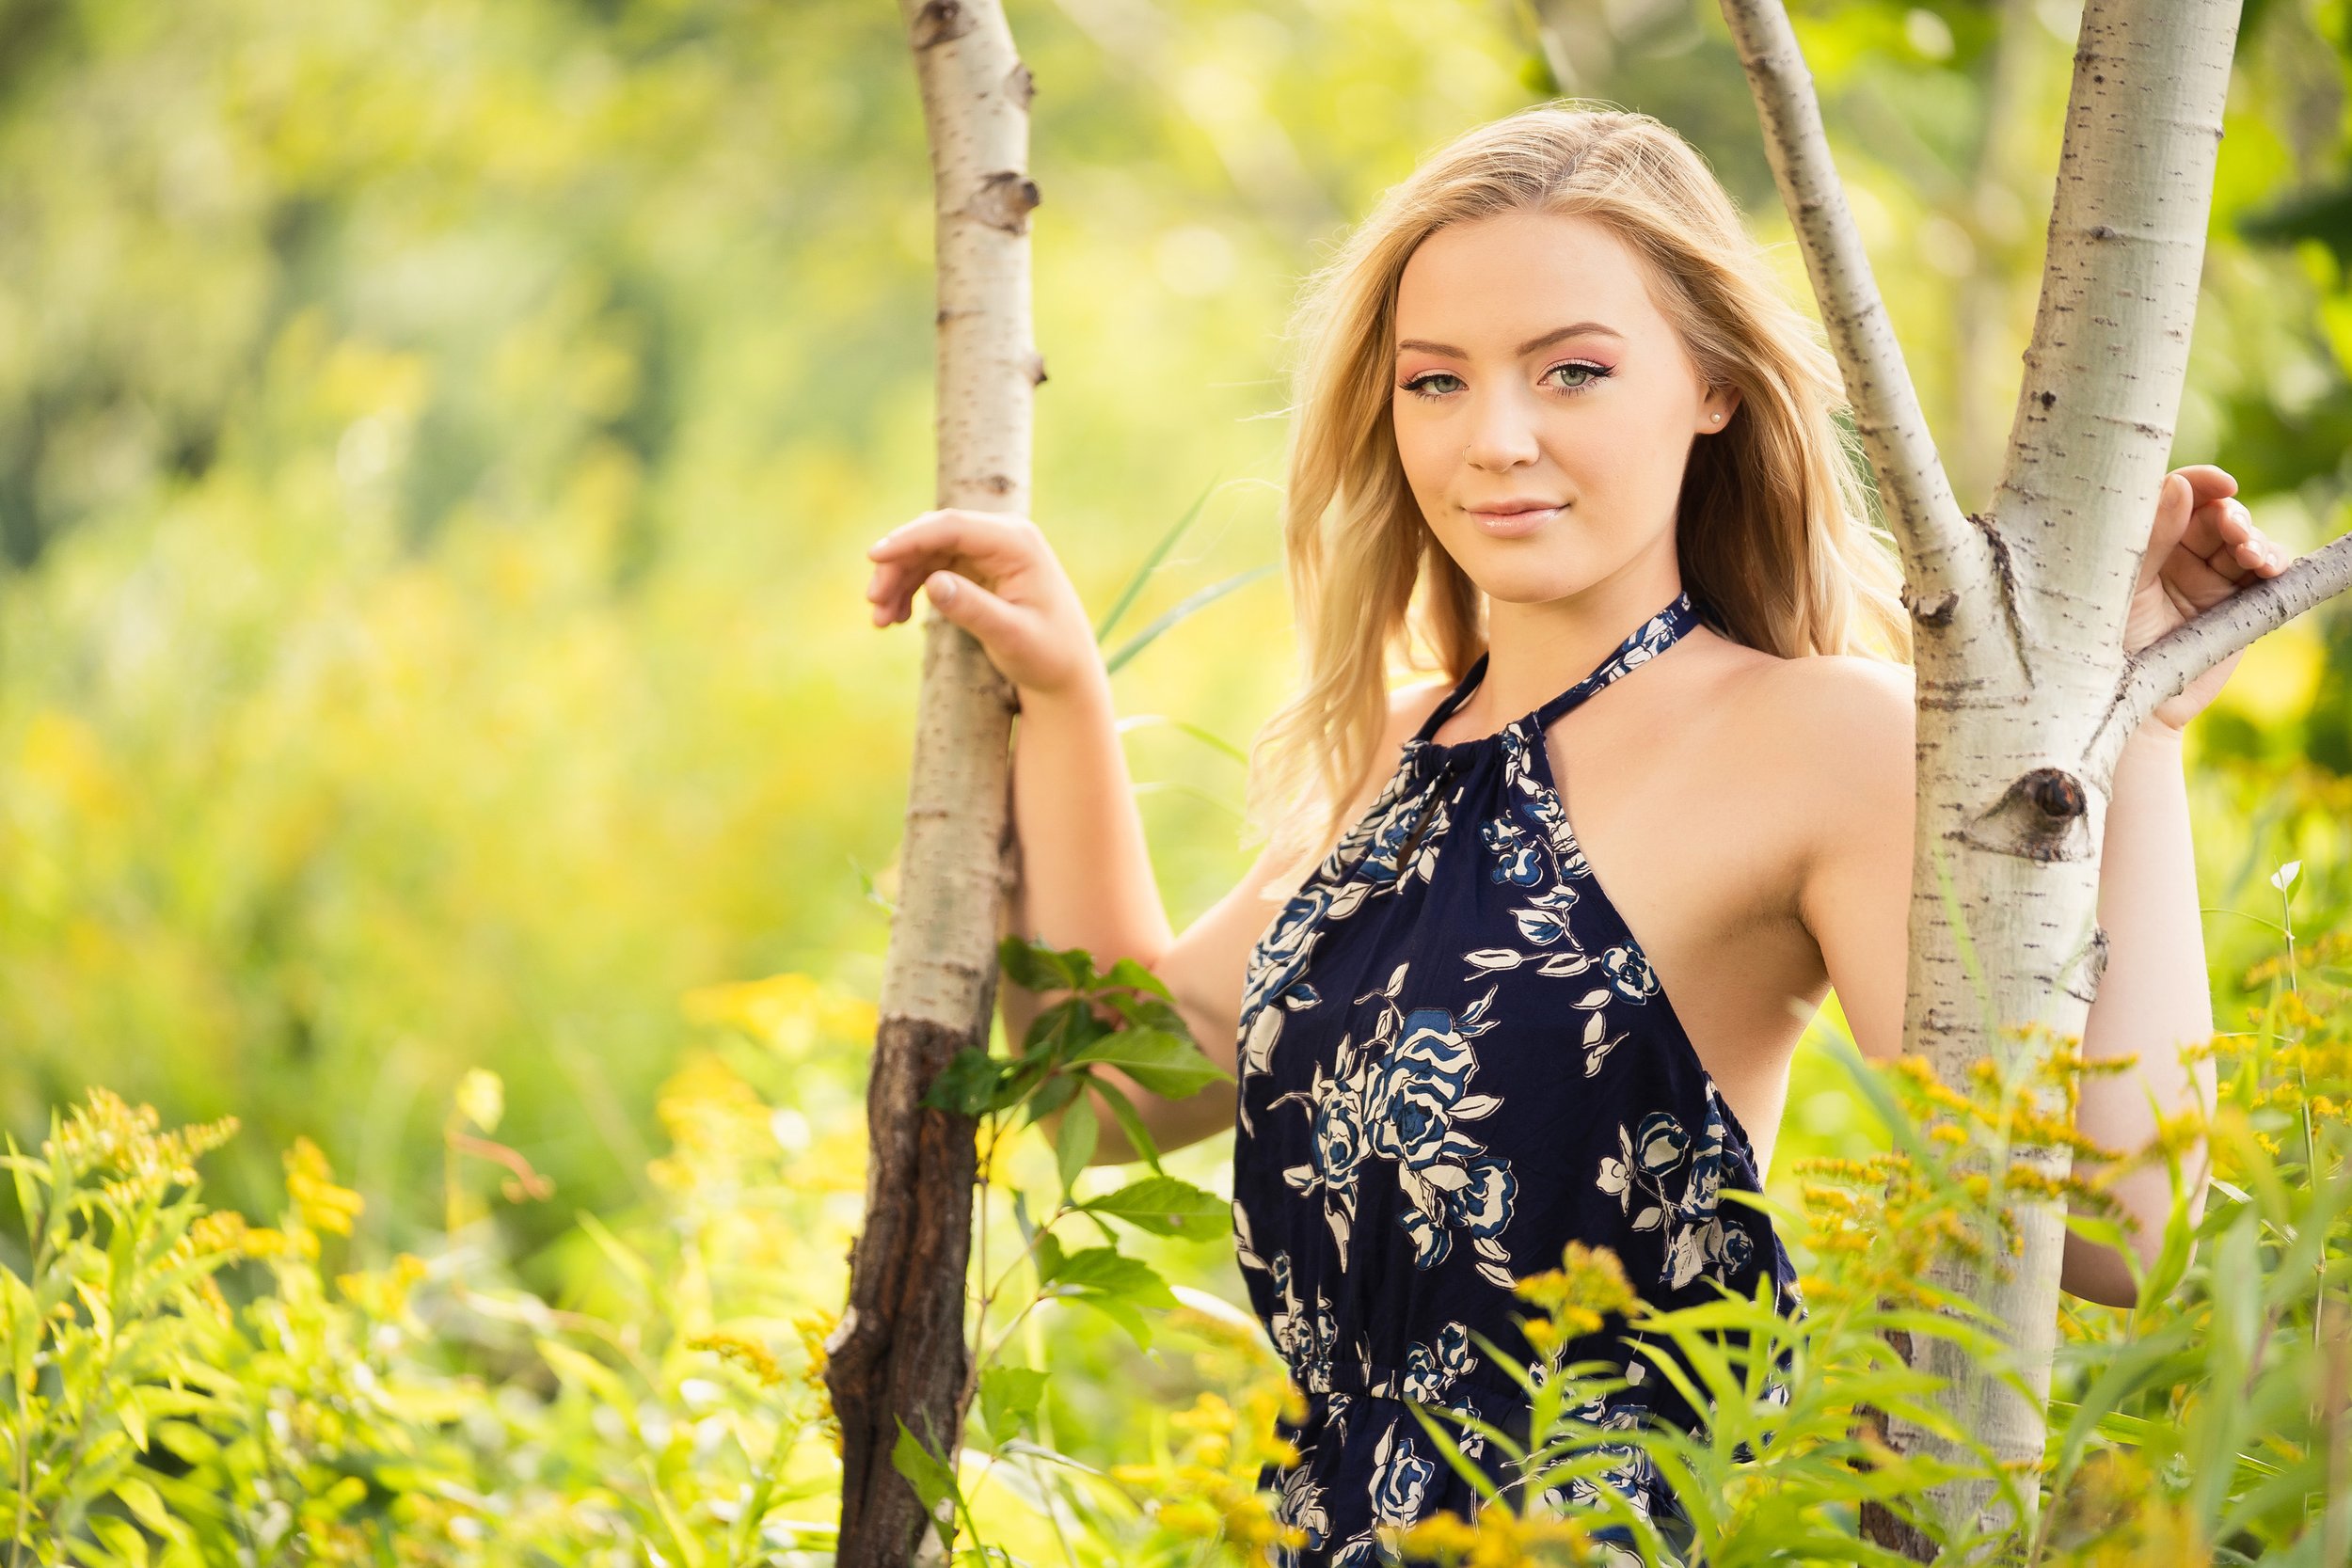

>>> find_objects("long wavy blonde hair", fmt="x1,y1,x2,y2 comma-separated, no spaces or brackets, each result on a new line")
1243,101,1912,900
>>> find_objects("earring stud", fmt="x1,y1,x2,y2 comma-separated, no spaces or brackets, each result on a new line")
1710,413,1723,422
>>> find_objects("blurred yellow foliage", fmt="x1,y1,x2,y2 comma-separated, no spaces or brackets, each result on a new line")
18,711,125,823
455,1067,505,1133
1513,1241,1638,1352
1112,1389,1303,1559
681,971,878,1058
286,1133,366,1240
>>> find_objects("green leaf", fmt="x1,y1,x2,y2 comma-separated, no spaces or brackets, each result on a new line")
1405,1401,1506,1510
1099,986,1189,1037
1043,1246,1179,1309
1033,1229,1065,1285
1021,995,1112,1069
848,851,897,916
536,1338,636,1414
113,1476,170,1533
119,1387,148,1453
641,1453,710,1568
81,1516,149,1567
921,1048,1009,1116
151,1419,220,1466
1055,1099,1099,1197
997,935,1098,996
1094,477,1217,644
997,1436,1112,1478
892,1415,962,1545
1021,1070,1083,1127
1104,564,1277,676
978,1366,1047,1445
1078,1176,1229,1239
1112,711,1248,764
1067,1290,1152,1350
1087,1077,1164,1173
1099,956,1176,1003
1068,1028,1229,1099
5,1135,41,1254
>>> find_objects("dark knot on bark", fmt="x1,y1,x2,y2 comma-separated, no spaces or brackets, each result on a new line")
2022,768,2087,822
1956,766,2096,863
1900,584,1959,626
913,0,975,49
970,170,1041,234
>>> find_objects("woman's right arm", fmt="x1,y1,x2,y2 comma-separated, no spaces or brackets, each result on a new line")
865,509,1434,1162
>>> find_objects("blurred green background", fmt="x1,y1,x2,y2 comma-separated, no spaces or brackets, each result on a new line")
1,0,2347,1312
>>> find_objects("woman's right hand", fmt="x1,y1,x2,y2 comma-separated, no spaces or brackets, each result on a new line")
865,509,1104,702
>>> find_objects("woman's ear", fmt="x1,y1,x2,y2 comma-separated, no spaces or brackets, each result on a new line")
1700,387,1741,433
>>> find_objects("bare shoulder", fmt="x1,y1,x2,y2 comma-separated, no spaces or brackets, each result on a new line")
1245,676,1455,909
1731,651,1915,779
1386,675,1454,747
1717,652,1916,891
1336,676,1452,816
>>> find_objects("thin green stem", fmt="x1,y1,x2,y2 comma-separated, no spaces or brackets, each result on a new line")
2202,905,2290,935
2278,880,2324,1360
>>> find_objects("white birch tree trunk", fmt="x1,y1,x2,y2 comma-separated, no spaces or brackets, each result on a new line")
825,4,1041,1564
1719,0,2352,1551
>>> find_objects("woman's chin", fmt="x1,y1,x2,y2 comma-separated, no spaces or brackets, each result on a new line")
1468,561,1605,607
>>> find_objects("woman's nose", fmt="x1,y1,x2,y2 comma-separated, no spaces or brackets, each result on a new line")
1462,389,1541,471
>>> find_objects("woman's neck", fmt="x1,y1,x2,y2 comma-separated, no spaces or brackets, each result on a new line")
1448,558,1688,735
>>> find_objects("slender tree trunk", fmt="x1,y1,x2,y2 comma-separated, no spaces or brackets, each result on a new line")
1949,0,2056,515
1719,0,2352,1552
825,4,1041,1565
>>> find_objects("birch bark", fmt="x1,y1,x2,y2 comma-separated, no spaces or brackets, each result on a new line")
824,3,1041,1564
1718,0,2352,1550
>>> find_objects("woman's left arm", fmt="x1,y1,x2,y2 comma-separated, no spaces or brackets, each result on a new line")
2064,464,2290,1307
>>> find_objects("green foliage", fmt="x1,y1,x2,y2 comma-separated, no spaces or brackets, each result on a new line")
0,1054,855,1563
924,937,1232,1177
0,0,2349,1560
0,818,2342,1563
0,1091,245,1560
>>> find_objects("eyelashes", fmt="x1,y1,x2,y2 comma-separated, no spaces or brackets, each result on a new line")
1397,360,1614,402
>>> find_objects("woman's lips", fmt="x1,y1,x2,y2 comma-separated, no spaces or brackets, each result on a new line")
1467,503,1563,538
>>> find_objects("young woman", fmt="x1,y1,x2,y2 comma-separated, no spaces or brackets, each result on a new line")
861,105,2290,1565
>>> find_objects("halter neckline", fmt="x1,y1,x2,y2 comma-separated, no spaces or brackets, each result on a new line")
1403,590,1699,770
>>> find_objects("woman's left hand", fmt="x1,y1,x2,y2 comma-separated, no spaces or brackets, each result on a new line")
2126,464,2291,733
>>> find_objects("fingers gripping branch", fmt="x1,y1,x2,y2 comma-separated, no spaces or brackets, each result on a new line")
2088,531,2352,781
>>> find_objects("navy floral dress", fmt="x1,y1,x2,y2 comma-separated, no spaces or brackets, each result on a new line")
1231,591,1802,1566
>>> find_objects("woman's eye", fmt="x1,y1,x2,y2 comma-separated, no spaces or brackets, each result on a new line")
1398,363,1611,401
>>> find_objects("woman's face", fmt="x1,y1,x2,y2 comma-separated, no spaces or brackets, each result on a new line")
1390,209,1738,607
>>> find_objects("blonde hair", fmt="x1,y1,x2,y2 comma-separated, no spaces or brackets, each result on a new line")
1243,101,1911,898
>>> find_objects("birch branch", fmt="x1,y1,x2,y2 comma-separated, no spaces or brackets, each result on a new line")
1715,0,1978,599
1719,0,2246,1553
2088,529,2352,779
828,3,1037,1564
1984,0,2236,640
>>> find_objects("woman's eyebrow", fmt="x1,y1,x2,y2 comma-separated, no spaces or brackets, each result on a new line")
1394,322,1624,358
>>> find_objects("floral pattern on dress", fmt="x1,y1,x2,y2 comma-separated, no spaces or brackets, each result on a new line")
1236,752,1453,1133
1395,1321,1490,1465
1594,1083,1758,1291
1261,1250,1343,1394
1270,962,1520,1284
1398,1321,1477,1402
1235,592,1806,1566
1277,1459,1333,1556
